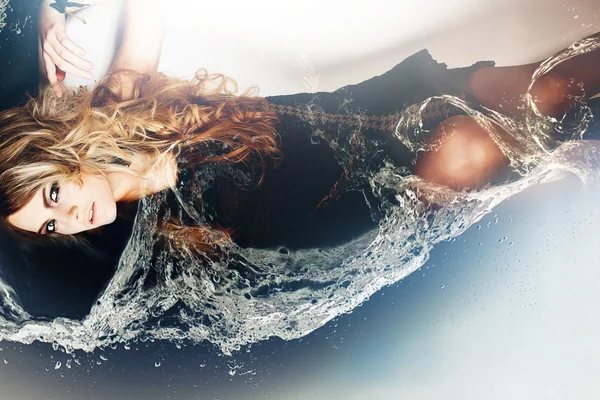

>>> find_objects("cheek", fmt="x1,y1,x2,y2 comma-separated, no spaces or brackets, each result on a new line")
101,179,118,222
84,175,117,225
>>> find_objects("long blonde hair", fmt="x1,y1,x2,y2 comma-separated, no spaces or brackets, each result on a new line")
0,70,281,249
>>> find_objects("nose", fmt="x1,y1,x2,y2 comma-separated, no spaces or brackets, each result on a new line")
51,203,83,234
59,204,80,231
68,204,79,221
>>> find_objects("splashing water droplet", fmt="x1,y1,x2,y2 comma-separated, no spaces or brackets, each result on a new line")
54,361,61,370
155,361,161,367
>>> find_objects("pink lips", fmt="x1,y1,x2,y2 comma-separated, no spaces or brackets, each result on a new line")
89,202,96,225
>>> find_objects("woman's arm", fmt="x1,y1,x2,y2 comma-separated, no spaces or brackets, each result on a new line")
109,0,167,100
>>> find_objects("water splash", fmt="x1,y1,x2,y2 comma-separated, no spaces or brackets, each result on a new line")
297,53,321,92
0,36,599,356
0,0,9,33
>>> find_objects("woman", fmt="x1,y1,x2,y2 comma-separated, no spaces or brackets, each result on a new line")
0,28,599,352
3,35,600,247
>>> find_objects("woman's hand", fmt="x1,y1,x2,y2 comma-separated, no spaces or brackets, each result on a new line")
39,1,94,97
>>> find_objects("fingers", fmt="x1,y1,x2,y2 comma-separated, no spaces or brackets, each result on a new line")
42,51,63,98
43,34,93,80
58,35,87,58
40,21,94,94
56,68,66,83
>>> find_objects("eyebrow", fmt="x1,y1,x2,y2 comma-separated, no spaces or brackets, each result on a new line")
37,186,51,235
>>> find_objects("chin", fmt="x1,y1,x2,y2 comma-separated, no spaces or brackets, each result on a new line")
97,202,118,227
106,204,118,225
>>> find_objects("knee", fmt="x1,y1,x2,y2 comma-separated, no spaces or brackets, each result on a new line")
414,115,508,191
529,72,572,117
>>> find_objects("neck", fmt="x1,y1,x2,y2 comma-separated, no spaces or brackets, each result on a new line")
107,152,178,202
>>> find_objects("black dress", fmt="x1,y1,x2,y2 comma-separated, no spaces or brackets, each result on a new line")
4,49,493,320
195,49,492,250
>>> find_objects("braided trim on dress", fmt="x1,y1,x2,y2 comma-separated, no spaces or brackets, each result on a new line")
267,93,468,214
269,93,467,133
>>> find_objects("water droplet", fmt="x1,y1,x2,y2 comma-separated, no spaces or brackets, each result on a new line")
123,344,131,351
100,355,108,361
3,359,7,365
54,361,61,370
574,14,580,19
440,285,445,289
155,361,161,368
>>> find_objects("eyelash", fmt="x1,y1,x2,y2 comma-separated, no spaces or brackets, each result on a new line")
46,182,60,233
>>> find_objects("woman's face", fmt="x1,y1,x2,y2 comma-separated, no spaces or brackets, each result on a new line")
7,172,118,235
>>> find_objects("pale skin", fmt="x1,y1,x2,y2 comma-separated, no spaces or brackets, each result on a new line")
21,22,600,236
8,152,177,235
9,50,597,236
39,0,166,98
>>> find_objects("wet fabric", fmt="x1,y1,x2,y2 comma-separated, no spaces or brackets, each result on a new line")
7,50,493,319
197,50,493,249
